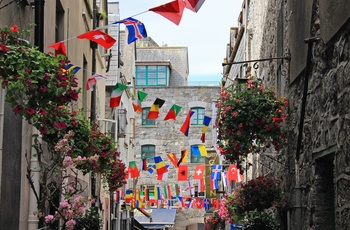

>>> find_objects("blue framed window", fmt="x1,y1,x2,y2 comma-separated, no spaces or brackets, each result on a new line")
142,107,156,126
141,145,155,163
190,107,205,126
136,65,168,86
190,145,205,163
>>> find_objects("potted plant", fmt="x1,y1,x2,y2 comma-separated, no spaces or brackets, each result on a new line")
215,79,288,169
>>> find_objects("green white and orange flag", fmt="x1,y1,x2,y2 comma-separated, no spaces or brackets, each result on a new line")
167,153,179,168
164,104,182,120
132,90,148,113
128,161,140,178
110,83,128,108
147,98,165,119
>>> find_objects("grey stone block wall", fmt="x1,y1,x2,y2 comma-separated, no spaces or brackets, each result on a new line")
256,0,350,228
134,86,220,227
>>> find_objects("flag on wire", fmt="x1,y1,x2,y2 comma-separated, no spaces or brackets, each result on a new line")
167,153,179,168
147,98,165,119
86,74,105,91
149,0,186,25
177,149,188,166
200,116,212,142
164,104,182,120
77,30,116,49
114,17,147,44
180,110,194,136
211,164,222,180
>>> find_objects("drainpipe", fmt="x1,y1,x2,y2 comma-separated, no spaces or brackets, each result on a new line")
28,1,45,229
294,36,320,230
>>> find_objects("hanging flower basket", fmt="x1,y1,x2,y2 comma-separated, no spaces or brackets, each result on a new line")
215,79,288,168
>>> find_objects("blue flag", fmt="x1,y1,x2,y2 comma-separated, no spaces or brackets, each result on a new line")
114,17,147,44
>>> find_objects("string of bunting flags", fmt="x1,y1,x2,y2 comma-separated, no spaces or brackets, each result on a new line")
120,162,243,210
48,0,207,91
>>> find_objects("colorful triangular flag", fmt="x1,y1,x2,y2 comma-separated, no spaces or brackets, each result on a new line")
132,90,148,113
48,41,66,56
86,74,105,91
154,156,168,175
167,153,179,168
77,30,116,49
164,104,182,120
110,83,128,108
149,0,186,25
177,149,188,167
180,110,194,136
128,161,140,178
147,98,165,119
114,17,148,44
200,116,212,143
185,0,205,12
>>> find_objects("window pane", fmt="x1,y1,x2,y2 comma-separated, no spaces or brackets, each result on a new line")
191,107,205,125
142,108,156,126
141,145,155,163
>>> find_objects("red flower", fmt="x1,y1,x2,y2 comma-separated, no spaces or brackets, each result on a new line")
0,44,9,52
26,107,35,115
13,105,22,114
10,25,18,33
39,109,46,116
59,82,68,87
40,126,47,135
1,80,8,86
39,85,47,92
54,121,67,130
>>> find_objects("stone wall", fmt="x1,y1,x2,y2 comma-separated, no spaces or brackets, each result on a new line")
135,86,220,228
257,0,350,228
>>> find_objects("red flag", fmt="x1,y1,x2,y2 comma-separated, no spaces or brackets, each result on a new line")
193,165,205,179
149,0,186,25
178,165,188,181
49,41,67,56
227,164,244,182
185,0,205,12
77,30,116,49
180,110,194,136
129,161,140,178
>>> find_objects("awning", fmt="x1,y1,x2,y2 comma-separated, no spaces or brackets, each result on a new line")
134,209,177,229
133,218,147,230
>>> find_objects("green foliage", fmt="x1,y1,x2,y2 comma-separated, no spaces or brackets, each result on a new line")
242,210,280,230
216,79,288,169
74,207,102,230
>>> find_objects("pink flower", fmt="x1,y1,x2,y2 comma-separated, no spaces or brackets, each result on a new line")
63,156,73,167
44,215,54,223
232,111,238,117
65,219,76,230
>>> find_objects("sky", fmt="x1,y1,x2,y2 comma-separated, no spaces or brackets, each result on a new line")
115,0,242,82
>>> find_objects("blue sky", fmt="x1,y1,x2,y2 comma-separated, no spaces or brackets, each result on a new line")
115,0,241,82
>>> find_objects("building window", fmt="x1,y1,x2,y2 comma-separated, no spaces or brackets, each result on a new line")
190,145,205,163
136,65,169,86
142,107,156,126
141,145,155,163
190,107,205,126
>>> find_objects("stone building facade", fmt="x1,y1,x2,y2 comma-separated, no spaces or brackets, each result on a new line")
224,0,350,229
135,86,220,229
